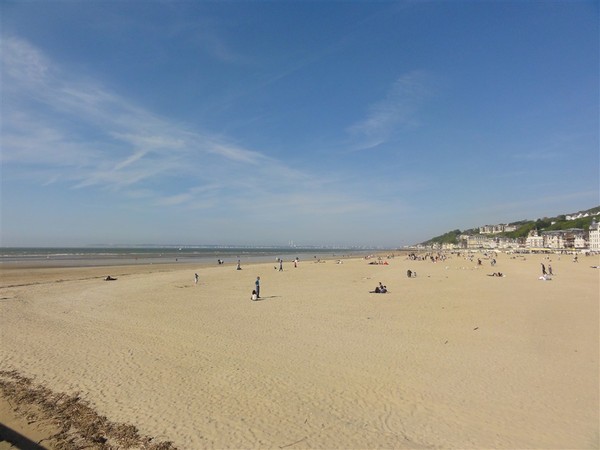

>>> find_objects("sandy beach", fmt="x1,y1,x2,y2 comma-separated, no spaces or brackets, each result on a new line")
1,252,598,449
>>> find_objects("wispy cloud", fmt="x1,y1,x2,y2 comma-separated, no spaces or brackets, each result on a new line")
347,71,432,150
1,38,274,187
1,36,393,222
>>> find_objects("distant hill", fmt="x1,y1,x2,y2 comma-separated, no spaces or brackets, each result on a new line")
420,206,600,246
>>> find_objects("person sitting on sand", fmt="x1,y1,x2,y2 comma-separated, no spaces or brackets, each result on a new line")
407,269,412,278
251,290,258,301
371,282,387,293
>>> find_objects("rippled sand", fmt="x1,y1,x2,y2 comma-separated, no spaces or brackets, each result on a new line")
1,253,598,448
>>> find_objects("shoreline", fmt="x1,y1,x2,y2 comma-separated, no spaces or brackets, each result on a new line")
0,247,383,270
0,253,387,288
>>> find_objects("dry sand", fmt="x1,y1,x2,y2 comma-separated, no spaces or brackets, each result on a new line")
1,252,598,449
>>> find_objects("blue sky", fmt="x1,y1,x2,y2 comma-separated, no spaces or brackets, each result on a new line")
1,1,598,247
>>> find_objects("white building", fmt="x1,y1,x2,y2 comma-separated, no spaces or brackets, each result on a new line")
465,234,494,249
589,222,600,252
441,242,459,250
525,230,544,249
542,229,586,250
479,224,517,234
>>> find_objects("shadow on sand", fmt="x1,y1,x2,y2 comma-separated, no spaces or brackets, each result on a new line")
0,422,48,450
252,295,280,301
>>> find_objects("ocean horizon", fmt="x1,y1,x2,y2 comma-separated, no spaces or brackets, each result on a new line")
0,246,384,268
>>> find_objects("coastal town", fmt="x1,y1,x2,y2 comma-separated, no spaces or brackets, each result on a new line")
415,210,600,253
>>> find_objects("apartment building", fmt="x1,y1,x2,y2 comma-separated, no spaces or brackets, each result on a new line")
525,230,544,248
542,229,587,250
589,221,600,251
479,224,518,234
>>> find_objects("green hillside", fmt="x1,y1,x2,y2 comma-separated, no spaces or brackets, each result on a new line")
421,206,600,246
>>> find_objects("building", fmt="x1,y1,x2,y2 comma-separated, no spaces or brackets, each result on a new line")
542,229,586,250
525,230,544,249
589,221,600,252
479,224,517,234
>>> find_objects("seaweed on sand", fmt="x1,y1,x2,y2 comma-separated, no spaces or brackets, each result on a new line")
0,370,176,449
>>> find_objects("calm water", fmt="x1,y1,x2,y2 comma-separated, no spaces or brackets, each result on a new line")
0,247,375,267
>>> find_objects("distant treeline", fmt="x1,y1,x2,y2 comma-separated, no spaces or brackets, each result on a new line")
421,206,600,246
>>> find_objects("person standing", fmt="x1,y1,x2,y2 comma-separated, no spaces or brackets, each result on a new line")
255,276,260,298
194,273,199,284
279,259,283,271
541,263,546,276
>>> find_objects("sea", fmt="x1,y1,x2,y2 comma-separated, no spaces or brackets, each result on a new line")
0,246,378,268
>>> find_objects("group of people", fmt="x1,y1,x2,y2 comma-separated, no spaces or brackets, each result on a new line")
251,276,260,300
367,260,389,265
371,282,388,294
195,269,262,300
541,263,553,276
371,269,417,294
539,261,553,280
198,256,301,301
407,252,448,262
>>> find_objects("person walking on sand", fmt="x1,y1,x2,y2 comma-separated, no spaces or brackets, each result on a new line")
255,276,261,298
548,264,553,276
279,259,283,271
541,263,546,276
194,273,199,284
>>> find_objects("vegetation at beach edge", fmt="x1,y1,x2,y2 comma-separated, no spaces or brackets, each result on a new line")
421,206,600,246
